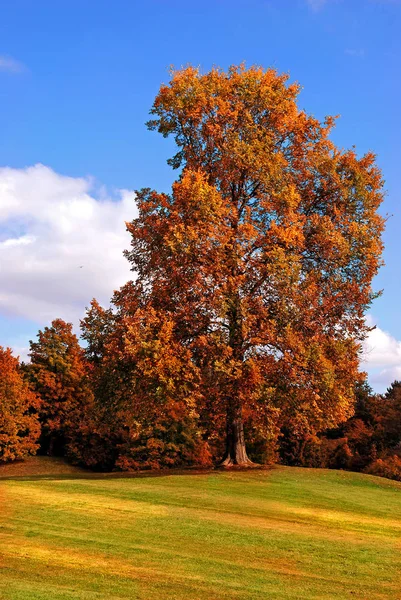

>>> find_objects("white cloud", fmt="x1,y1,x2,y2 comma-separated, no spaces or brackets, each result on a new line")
8,343,30,364
361,316,401,391
0,55,25,73
370,367,401,389
0,234,36,249
0,164,136,327
2,164,400,394
361,316,401,368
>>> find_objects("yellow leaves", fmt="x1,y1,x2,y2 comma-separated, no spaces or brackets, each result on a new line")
149,63,311,186
172,169,227,222
285,184,302,210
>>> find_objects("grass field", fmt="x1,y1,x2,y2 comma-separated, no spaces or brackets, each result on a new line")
0,458,400,599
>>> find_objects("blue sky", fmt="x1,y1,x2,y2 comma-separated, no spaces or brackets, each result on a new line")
0,0,400,390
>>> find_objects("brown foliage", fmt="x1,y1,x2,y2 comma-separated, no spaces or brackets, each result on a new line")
0,69,385,473
365,456,401,482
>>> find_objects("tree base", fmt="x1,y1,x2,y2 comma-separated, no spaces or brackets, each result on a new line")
218,417,257,467
218,455,258,468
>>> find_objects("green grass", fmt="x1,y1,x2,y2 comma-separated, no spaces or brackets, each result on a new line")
1,460,401,599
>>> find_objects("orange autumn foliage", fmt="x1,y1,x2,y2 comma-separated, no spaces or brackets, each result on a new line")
0,346,40,463
60,65,384,470
26,319,94,457
121,65,384,465
109,306,211,470
279,379,401,482
1,66,385,472
80,296,211,470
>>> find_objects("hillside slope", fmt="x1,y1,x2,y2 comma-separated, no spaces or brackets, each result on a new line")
1,459,400,599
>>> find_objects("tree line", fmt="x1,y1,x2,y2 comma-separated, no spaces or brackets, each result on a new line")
1,65,396,479
2,327,401,480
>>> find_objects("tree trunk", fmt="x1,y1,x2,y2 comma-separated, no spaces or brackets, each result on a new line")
220,415,254,466
219,230,255,467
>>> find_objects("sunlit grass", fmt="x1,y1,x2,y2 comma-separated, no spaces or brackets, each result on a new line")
1,460,400,599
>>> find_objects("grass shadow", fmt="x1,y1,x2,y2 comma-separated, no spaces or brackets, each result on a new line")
0,456,273,482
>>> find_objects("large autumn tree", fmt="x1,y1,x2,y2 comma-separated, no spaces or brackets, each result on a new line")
0,346,40,463
122,65,384,466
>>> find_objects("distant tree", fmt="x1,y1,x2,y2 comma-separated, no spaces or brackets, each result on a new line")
372,380,401,452
80,298,114,366
340,380,401,464
0,346,40,463
278,377,401,480
119,65,384,465
25,319,93,457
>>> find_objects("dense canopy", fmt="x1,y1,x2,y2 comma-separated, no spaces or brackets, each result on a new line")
119,65,385,464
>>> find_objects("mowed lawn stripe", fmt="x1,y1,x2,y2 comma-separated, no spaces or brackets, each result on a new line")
1,464,400,599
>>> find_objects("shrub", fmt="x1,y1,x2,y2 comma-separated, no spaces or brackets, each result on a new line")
364,455,401,482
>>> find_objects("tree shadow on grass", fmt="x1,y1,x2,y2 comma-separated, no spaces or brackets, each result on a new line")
0,456,272,482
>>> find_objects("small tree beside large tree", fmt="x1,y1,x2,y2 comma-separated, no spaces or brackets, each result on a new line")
25,319,94,457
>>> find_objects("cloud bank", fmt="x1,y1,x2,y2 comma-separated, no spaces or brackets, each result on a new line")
0,164,136,326
362,316,401,391
1,164,399,392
